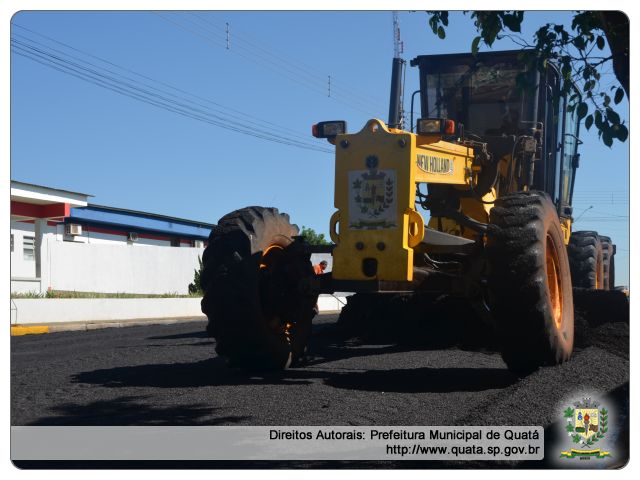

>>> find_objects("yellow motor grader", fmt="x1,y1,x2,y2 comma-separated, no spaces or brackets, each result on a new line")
200,49,619,373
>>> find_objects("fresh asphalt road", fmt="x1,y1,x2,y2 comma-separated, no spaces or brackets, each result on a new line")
11,304,629,466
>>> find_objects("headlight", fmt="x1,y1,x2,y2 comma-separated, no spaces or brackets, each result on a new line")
312,121,347,138
417,118,456,135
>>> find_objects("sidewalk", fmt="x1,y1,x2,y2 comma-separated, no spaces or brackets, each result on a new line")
10,294,349,336
10,316,205,336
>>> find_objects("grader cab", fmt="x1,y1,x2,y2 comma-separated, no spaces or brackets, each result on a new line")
199,49,619,373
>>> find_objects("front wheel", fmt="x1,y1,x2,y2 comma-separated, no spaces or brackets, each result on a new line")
200,206,318,370
487,191,574,374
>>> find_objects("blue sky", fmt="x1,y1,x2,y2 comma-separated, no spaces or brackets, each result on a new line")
10,11,629,284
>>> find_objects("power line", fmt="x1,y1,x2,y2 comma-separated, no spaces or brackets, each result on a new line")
11,34,332,154
187,12,387,109
154,11,379,115
11,24,319,144
151,12,384,117
585,210,629,218
12,45,332,153
572,193,628,197
576,218,628,222
12,45,326,152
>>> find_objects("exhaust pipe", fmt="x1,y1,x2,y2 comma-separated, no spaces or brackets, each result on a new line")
388,57,405,129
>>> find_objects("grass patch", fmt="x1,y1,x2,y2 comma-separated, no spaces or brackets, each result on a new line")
11,291,44,299
11,290,203,299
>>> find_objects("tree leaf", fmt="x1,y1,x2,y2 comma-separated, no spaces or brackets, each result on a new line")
429,17,438,34
602,129,613,147
437,26,446,39
471,36,481,56
615,124,629,142
595,110,603,128
596,35,605,50
576,102,588,119
585,114,593,130
614,87,624,104
606,108,620,124
501,13,522,32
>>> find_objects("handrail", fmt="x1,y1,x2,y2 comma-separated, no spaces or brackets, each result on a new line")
10,298,18,325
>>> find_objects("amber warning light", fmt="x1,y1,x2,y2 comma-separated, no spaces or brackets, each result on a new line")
312,120,347,139
417,118,456,136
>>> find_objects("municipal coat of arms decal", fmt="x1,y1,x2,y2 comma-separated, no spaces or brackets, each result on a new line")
560,397,611,459
348,155,397,229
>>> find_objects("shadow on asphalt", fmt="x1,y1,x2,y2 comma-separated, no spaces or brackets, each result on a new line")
27,395,249,426
136,341,214,348
72,351,516,394
72,357,321,388
324,367,518,393
146,330,210,341
56,290,627,427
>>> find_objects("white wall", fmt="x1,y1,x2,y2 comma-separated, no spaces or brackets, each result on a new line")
10,296,346,325
11,219,204,295
10,221,55,279
59,225,172,247
10,221,332,296
47,241,204,294
11,298,204,324
318,294,349,312
11,278,42,294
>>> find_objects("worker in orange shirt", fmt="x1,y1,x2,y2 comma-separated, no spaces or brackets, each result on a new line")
312,260,328,314
314,260,328,275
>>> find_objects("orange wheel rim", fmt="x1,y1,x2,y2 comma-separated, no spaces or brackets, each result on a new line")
259,244,284,269
596,253,603,289
546,234,563,329
259,244,292,344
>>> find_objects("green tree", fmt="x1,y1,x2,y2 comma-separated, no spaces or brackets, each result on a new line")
426,11,629,147
300,226,330,245
188,255,204,295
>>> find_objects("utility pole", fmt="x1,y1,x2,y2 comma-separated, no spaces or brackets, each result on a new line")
392,11,404,58
388,11,405,129
226,22,230,50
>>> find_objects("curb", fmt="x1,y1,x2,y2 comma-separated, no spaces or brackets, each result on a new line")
11,325,50,336
11,316,206,336
9,310,344,337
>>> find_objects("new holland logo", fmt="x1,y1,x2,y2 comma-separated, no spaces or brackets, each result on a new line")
416,153,454,175
560,397,611,459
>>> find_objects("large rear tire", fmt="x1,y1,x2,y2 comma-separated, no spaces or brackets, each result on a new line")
200,207,318,370
487,191,574,374
600,235,616,290
567,231,605,289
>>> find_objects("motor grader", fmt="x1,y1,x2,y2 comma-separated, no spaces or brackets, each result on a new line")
199,49,619,374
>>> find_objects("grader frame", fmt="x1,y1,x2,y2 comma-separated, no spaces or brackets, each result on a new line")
200,48,620,374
